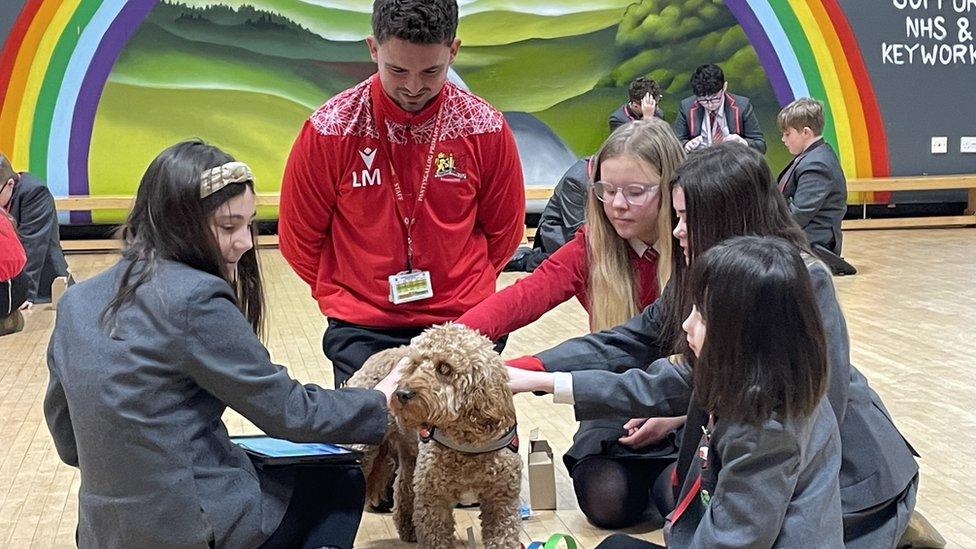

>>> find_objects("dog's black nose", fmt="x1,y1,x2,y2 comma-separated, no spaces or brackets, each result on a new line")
395,388,416,402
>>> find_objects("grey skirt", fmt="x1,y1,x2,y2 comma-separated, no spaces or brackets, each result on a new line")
563,417,683,473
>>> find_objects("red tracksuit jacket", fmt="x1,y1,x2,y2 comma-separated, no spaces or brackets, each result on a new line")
279,75,525,328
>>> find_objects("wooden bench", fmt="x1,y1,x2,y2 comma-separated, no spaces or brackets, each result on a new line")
55,191,555,251
55,193,281,252
525,177,976,232
843,174,976,229
54,175,975,252
526,177,976,231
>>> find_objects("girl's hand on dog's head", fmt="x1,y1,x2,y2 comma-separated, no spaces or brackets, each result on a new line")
375,357,411,404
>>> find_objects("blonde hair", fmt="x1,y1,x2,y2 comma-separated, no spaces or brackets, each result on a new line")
586,118,685,331
777,97,824,135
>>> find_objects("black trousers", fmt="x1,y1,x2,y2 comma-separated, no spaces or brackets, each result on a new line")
258,465,366,549
323,318,507,388
1,271,28,315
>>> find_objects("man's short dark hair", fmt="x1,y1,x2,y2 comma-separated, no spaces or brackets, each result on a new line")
371,0,458,45
690,64,725,97
628,77,662,103
0,153,16,184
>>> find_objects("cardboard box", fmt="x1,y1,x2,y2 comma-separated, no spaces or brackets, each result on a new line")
527,428,556,510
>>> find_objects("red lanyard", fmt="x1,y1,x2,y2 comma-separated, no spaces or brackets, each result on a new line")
372,89,448,270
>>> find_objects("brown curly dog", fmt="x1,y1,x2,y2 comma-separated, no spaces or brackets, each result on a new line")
346,323,522,549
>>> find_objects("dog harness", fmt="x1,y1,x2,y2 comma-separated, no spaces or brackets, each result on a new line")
419,424,519,454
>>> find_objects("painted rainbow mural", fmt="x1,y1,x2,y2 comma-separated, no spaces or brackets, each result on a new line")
1,0,886,210
726,0,889,202
0,0,157,222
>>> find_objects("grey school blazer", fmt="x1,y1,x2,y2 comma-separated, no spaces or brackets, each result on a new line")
572,357,843,547
7,172,69,301
44,259,389,549
777,139,848,254
537,260,918,516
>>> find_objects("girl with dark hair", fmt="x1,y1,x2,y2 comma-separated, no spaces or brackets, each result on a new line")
44,140,404,549
591,236,844,547
508,143,919,547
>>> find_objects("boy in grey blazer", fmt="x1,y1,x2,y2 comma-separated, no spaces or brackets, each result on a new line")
776,98,848,256
0,154,70,306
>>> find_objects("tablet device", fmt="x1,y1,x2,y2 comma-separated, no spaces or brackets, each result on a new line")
231,435,363,467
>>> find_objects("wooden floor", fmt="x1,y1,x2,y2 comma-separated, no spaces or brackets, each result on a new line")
1,228,974,548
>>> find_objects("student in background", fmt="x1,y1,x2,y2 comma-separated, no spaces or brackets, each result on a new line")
504,155,591,273
673,64,765,153
609,76,665,132
45,141,404,549
0,152,70,308
777,97,855,275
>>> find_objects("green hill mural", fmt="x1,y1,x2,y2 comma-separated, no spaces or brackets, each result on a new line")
88,0,788,222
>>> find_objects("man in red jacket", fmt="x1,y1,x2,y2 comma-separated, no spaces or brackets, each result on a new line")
279,0,525,388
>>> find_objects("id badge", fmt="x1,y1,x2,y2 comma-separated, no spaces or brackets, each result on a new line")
388,270,433,304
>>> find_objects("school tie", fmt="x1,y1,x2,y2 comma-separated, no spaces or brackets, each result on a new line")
709,111,724,145
778,158,798,193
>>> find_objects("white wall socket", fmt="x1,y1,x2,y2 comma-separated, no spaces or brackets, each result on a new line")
961,137,976,154
931,136,948,154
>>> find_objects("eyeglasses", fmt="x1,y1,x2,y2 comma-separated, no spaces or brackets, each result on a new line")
592,181,659,206
697,93,723,106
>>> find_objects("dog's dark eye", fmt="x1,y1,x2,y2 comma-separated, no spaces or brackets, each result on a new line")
436,362,453,376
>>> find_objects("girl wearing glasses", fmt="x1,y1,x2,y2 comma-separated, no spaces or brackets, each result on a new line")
457,117,686,528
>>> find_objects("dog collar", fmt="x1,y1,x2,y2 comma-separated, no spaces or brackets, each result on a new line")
419,424,519,454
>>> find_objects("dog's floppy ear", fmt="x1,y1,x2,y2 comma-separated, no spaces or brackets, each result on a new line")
464,361,517,441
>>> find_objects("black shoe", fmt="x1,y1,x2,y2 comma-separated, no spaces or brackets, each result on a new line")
812,244,857,276
503,246,533,272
